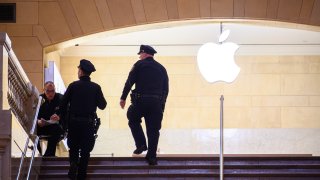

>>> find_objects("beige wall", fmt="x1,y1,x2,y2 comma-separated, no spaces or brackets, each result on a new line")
44,51,61,69
1,0,319,156
60,55,320,129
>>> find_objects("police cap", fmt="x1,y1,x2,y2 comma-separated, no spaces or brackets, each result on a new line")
78,59,96,73
137,45,157,55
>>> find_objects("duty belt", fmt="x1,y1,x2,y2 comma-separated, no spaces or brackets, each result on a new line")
140,94,162,98
130,93,162,101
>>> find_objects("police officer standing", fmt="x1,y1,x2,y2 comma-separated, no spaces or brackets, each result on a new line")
120,45,169,165
60,59,107,180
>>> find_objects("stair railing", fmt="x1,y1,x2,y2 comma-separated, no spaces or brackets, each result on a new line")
7,39,41,180
0,32,41,180
7,47,40,136
16,97,42,180
25,99,42,180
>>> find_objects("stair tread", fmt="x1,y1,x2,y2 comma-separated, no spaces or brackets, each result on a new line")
39,169,320,175
38,159,320,165
38,169,320,176
13,156,320,179
19,156,320,161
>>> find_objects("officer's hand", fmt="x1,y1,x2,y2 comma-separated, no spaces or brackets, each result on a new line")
50,113,60,121
120,99,126,109
38,119,46,127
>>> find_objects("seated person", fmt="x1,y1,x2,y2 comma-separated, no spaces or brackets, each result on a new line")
37,81,64,157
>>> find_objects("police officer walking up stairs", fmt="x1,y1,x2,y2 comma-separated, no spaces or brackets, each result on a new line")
120,45,169,165
60,59,107,180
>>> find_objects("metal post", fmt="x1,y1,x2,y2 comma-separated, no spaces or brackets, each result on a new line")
16,137,30,180
27,136,39,179
220,95,224,180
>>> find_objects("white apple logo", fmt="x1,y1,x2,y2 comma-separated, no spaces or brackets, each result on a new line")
197,29,240,83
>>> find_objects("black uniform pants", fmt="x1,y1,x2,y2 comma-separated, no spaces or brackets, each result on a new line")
67,117,95,179
127,97,163,159
37,124,64,156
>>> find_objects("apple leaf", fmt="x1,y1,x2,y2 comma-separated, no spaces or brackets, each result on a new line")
218,29,230,43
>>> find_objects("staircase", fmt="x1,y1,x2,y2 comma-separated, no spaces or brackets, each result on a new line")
12,155,320,179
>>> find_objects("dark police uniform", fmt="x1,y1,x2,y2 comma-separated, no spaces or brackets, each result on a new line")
37,93,64,156
121,45,169,165
60,59,107,180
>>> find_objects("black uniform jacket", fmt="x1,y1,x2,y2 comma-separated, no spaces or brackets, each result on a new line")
121,57,169,101
38,93,63,122
60,76,107,118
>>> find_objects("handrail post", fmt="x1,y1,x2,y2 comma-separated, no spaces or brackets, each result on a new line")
26,96,42,179
29,96,42,135
220,95,224,180
16,96,42,179
27,136,39,180
16,137,30,180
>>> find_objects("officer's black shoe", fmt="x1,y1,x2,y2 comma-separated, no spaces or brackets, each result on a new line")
77,174,86,180
133,145,147,154
146,157,158,166
68,162,78,180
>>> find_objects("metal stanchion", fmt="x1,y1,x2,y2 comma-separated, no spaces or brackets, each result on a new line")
220,95,224,180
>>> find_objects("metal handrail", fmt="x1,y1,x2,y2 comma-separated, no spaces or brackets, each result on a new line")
26,136,39,180
16,138,30,180
26,96,42,179
16,96,42,180
29,97,42,135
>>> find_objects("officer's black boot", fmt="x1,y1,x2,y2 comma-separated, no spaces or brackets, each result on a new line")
145,156,158,165
133,145,147,154
148,158,158,165
68,162,78,180
77,161,88,180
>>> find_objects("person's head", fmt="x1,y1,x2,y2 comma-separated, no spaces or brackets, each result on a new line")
77,59,96,78
137,45,157,60
44,81,56,101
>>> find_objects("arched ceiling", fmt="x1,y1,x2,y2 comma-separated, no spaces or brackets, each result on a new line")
39,0,320,49
3,0,319,90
